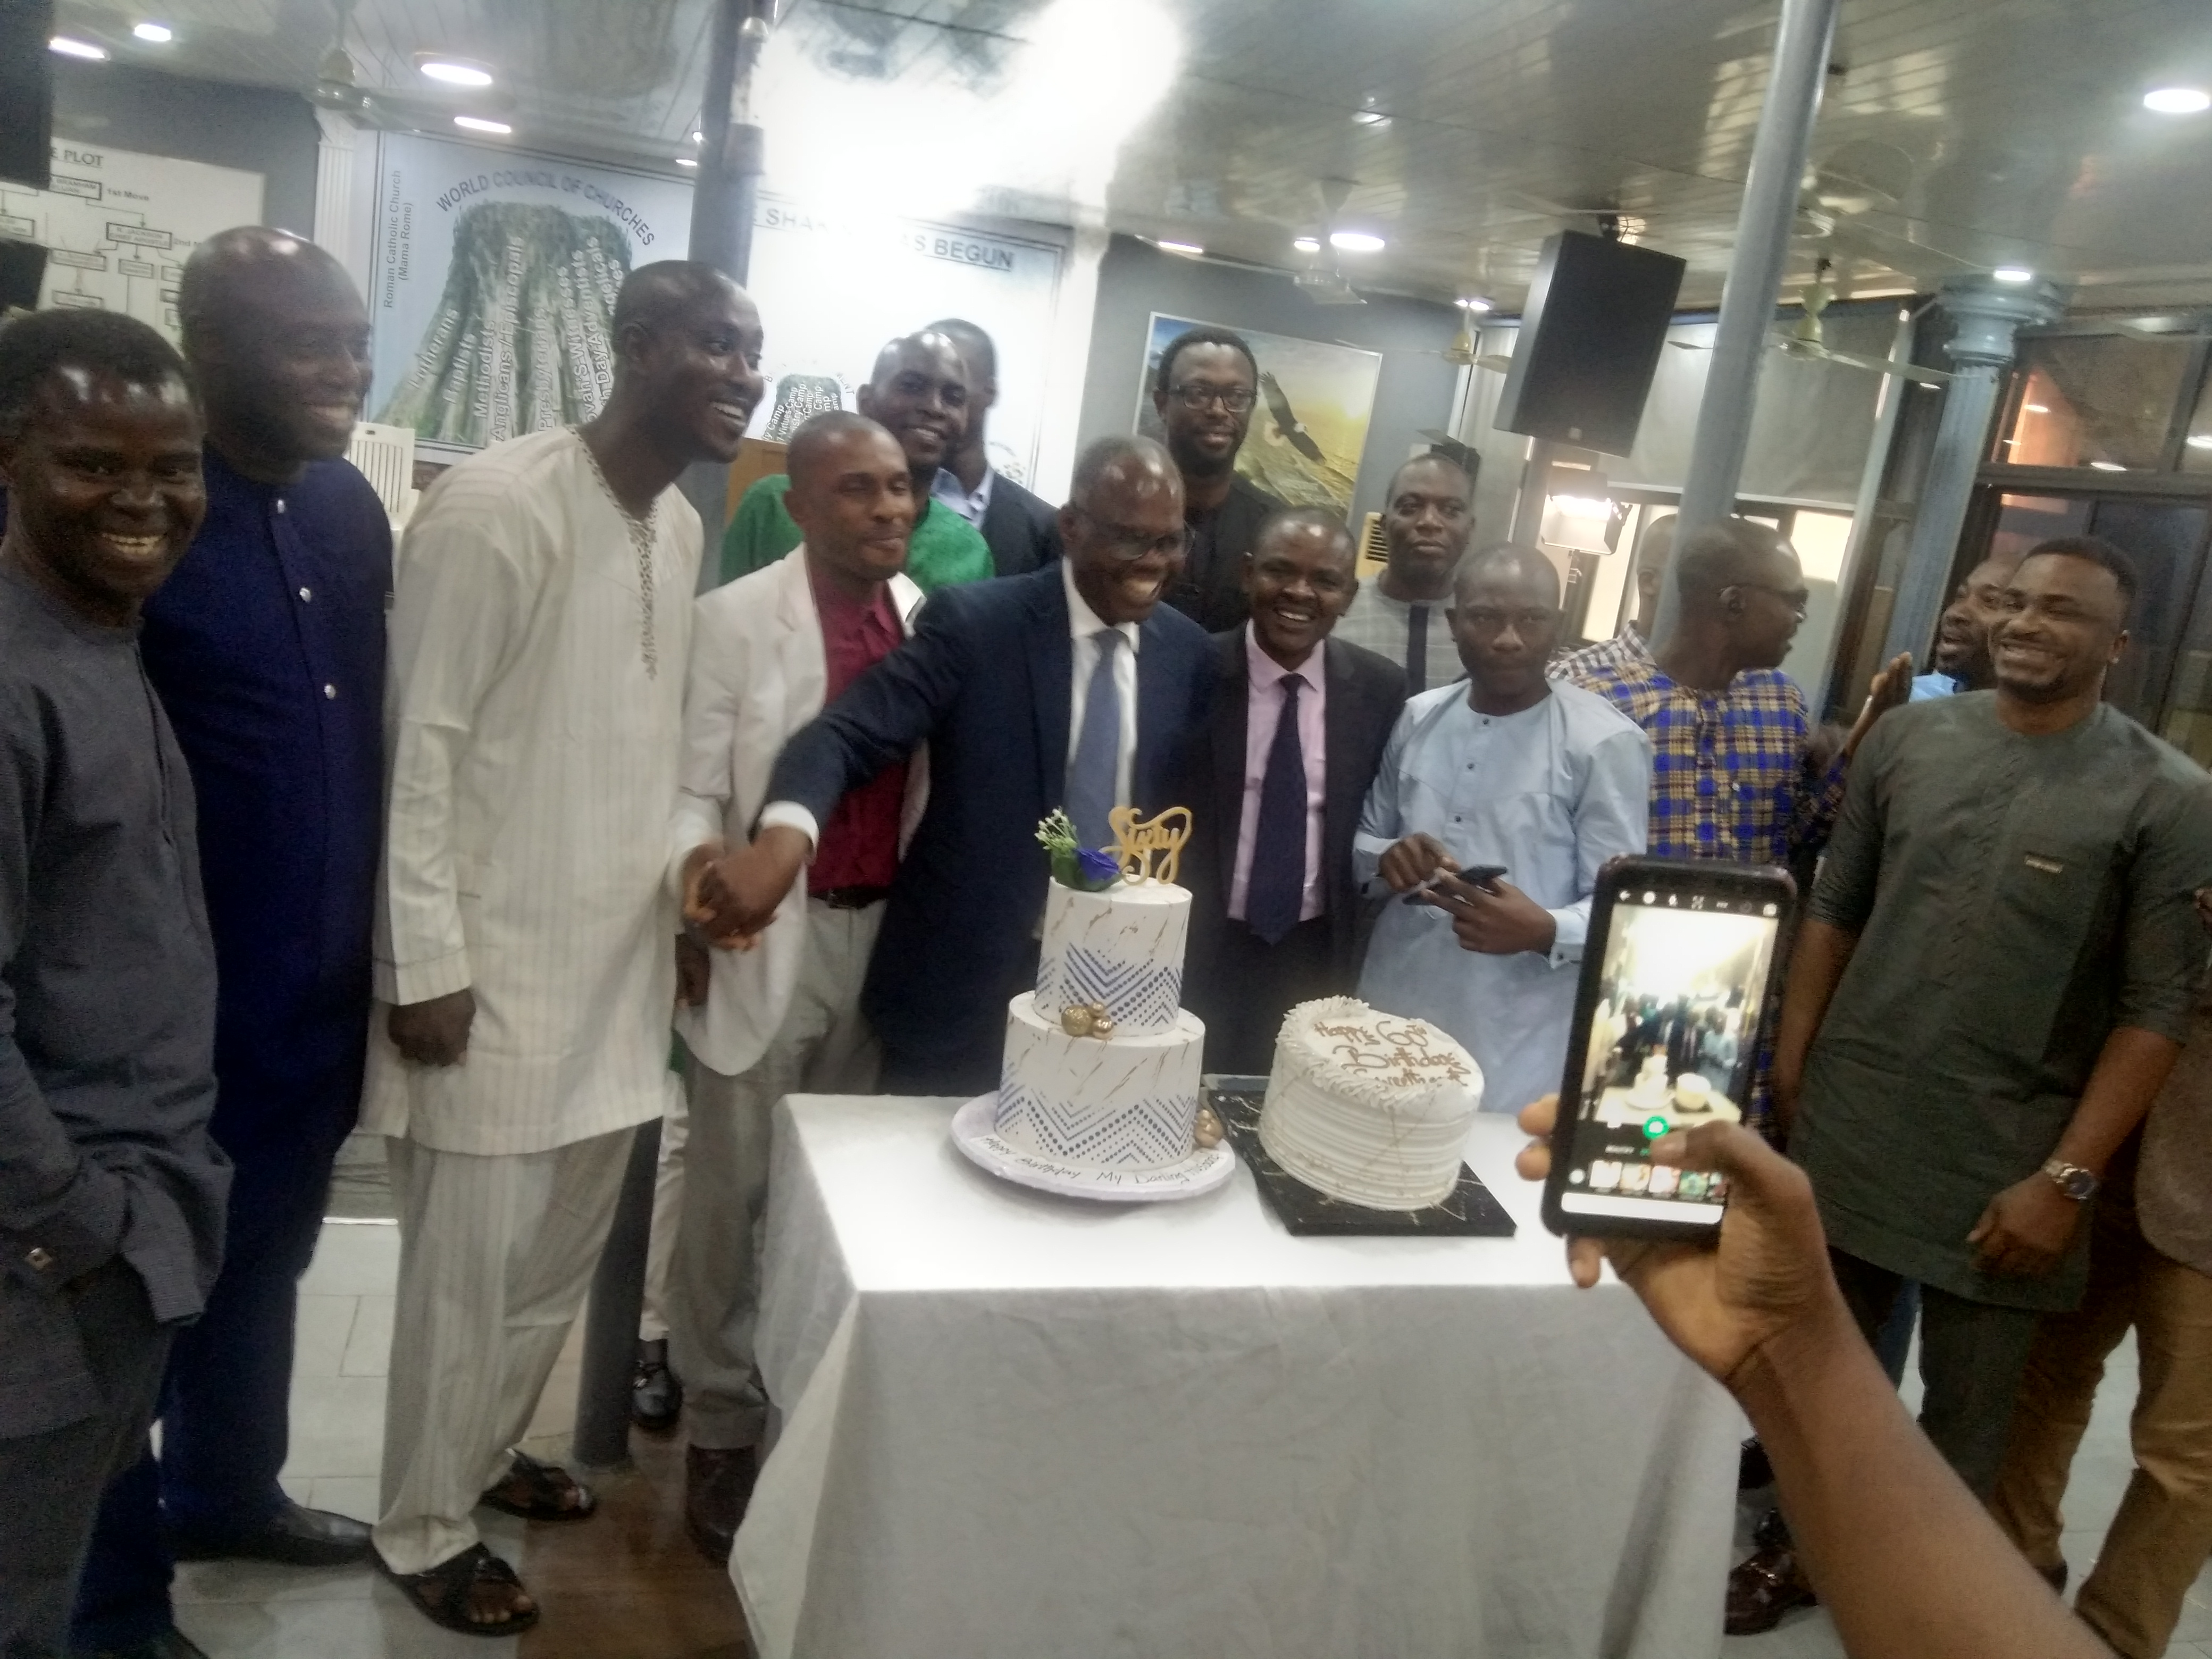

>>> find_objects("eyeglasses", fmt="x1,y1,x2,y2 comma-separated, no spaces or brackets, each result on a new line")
1073,508,1188,564
1166,383,1257,414
1728,582,1810,617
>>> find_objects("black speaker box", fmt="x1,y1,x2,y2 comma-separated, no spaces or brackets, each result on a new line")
1495,230,1686,457
1,0,57,189
1,240,49,312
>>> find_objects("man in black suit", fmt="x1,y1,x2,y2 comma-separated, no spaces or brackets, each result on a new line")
927,317,1060,575
1183,509,1406,1074
694,434,1214,1095
1153,326,1286,634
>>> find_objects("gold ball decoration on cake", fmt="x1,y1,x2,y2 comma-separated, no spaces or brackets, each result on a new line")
1108,805,1192,886
1192,1104,1225,1149
1060,1004,1097,1037
1089,1011,1116,1039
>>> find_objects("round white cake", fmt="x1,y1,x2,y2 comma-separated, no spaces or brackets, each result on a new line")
1033,878,1189,1036
995,992,1205,1169
1258,997,1483,1210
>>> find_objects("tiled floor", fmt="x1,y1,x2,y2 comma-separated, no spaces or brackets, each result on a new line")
171,1220,2212,1657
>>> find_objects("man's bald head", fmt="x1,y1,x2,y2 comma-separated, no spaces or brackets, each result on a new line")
1386,451,1473,503
1061,434,1185,626
786,409,902,491
1454,541,1561,609
610,261,747,343
174,224,370,475
1070,433,1179,512
1451,542,1564,708
783,410,915,588
854,331,968,476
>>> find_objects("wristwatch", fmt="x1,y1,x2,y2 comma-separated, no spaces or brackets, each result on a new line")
2041,1158,2099,1201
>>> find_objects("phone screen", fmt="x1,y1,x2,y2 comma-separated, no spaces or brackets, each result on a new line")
1553,868,1788,1231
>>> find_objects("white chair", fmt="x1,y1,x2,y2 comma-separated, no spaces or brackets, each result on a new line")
346,420,419,531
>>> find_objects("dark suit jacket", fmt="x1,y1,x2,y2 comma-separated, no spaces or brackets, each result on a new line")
1163,474,1287,634
767,566,1215,1068
1183,629,1407,980
979,472,1061,577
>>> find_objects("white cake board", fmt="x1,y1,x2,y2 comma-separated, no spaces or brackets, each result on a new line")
950,1093,1237,1203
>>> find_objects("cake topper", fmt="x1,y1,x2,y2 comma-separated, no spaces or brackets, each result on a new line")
1108,805,1192,885
1035,809,1122,892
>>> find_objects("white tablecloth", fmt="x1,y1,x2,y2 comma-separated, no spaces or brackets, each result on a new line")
733,1096,1742,1659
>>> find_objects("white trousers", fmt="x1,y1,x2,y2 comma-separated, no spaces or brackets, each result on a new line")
639,1095,688,1343
672,899,882,1448
373,1125,635,1575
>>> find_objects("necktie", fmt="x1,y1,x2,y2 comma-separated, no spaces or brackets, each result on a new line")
1246,673,1308,945
1066,630,1123,848
1406,605,1430,691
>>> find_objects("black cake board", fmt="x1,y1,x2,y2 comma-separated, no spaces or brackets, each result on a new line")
1204,1078,1517,1238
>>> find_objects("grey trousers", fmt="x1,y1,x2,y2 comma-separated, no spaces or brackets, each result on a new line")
671,899,882,1450
0,1262,171,1659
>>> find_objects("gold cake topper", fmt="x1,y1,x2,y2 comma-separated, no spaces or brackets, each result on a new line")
1108,805,1191,885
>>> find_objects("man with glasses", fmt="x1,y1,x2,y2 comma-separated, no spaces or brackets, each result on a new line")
1335,453,1477,694
1355,544,1650,1117
689,435,1214,1096
1150,326,1286,633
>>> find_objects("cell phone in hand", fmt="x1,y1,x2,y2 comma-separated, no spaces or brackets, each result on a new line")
1540,855,1796,1242
1402,865,1509,903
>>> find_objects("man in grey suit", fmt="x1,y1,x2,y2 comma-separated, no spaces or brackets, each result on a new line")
0,311,229,1655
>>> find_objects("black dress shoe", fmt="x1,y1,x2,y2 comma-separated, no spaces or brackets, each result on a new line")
684,1444,759,1564
632,1337,684,1432
83,1628,212,1658
167,1499,373,1566
1737,1436,1774,1490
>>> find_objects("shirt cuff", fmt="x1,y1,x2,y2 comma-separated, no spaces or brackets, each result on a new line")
4,1162,127,1295
378,948,474,1007
1545,906,1586,969
757,801,820,853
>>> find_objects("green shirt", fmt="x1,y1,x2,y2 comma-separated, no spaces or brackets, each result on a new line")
1791,693,2212,1309
717,474,992,592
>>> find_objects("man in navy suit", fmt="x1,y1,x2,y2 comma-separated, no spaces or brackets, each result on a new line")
696,434,1214,1095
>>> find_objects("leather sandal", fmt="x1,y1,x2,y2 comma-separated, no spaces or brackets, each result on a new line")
378,1542,540,1637
1725,1544,1817,1635
479,1450,598,1522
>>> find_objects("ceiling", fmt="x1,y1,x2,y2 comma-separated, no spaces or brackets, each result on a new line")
47,0,2212,310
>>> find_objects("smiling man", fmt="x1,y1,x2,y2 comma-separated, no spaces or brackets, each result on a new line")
1738,535,2212,1634
1152,325,1286,633
362,261,766,1638
1912,548,2026,700
1355,543,1650,1117
693,434,1214,1095
718,329,992,592
1179,509,1405,1072
0,311,228,1657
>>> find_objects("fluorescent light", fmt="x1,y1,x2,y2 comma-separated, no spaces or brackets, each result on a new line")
454,115,511,135
2144,87,2211,114
1992,265,2034,283
132,21,173,42
1155,239,1204,256
1292,236,1321,254
1330,229,1386,253
1353,109,1391,128
2023,402,2049,413
2090,460,2126,471
2188,434,2212,450
420,58,494,87
49,35,108,59
1457,296,1493,312
675,156,698,167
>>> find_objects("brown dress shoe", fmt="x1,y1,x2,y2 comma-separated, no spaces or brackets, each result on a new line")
1725,1544,1817,1635
684,1443,760,1564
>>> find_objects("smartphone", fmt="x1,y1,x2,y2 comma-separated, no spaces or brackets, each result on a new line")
1541,856,1796,1241
1402,864,1508,903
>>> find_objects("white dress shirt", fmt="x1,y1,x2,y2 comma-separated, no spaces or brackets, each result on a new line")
362,428,699,1155
932,465,995,529
1228,624,1326,924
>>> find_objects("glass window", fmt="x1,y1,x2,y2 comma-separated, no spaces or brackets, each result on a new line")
1997,334,2195,472
2180,363,2212,474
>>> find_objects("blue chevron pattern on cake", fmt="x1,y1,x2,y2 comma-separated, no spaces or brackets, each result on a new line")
994,1083,1196,1167
1037,945,1183,1032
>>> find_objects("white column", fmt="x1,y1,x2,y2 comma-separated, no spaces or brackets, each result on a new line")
313,109,371,299
1031,219,1108,505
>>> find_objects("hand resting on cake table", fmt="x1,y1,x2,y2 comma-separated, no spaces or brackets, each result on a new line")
1511,1095,2101,1659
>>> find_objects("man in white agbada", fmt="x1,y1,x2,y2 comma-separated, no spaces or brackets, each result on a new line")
1357,544,1651,1118
362,262,765,1638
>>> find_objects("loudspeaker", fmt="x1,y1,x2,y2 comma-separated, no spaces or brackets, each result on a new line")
1,0,56,189
0,240,48,313
1495,230,1686,457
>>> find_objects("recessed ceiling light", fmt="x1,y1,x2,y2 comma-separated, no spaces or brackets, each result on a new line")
1292,236,1321,255
675,156,698,168
1330,230,1386,253
454,115,511,135
1992,265,2034,283
1155,239,1204,256
2144,87,2211,114
1457,296,1494,312
132,21,174,42
691,129,704,143
420,57,495,87
2090,459,2126,471
49,35,109,60
2023,402,2050,413
1353,109,1391,128
2188,434,2212,449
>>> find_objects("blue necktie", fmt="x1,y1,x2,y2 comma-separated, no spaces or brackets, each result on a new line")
1067,630,1123,848
1246,673,1308,945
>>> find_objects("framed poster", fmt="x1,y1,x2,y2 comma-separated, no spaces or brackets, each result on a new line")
1135,313,1383,515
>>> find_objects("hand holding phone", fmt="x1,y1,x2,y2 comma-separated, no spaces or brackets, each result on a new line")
1402,863,1507,904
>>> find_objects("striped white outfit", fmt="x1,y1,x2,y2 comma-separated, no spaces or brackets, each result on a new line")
364,427,698,1574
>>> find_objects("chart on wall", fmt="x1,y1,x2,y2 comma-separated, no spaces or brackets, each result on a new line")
1134,314,1382,514
367,133,694,452
0,141,264,339
743,199,1065,487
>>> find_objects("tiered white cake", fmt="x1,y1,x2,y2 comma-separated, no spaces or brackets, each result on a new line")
1259,998,1484,1210
993,880,1208,1171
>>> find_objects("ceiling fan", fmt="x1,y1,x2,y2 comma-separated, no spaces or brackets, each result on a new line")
311,0,517,128
1292,177,1368,307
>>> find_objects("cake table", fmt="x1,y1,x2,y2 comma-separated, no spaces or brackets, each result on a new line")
732,1095,1741,1659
